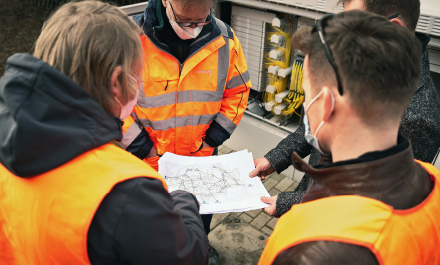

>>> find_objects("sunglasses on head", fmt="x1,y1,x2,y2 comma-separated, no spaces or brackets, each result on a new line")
311,13,400,96
311,13,344,96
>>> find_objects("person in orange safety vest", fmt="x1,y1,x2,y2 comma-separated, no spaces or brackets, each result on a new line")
119,0,251,171
0,1,209,264
259,10,440,265
118,1,252,261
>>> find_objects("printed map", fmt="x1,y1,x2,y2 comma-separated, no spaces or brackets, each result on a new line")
165,164,251,204
158,150,270,214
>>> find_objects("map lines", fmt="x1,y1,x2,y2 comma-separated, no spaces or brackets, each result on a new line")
165,164,247,204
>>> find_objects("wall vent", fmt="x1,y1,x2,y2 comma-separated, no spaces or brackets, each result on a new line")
432,18,440,36
416,15,430,33
316,0,326,11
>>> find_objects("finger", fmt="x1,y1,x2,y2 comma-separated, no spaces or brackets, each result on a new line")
263,206,276,216
263,207,271,215
260,196,271,204
249,168,260,178
259,176,265,181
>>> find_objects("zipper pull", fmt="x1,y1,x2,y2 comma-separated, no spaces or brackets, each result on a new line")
165,80,169,90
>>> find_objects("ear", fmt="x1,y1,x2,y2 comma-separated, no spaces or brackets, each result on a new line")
110,66,123,99
321,87,335,122
162,0,168,8
390,18,404,27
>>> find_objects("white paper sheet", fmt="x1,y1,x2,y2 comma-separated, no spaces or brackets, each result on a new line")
158,150,270,214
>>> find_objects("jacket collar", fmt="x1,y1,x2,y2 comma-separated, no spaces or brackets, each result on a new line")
292,136,434,209
133,0,223,61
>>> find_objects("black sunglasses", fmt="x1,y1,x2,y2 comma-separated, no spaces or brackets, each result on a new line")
311,13,344,95
168,0,212,28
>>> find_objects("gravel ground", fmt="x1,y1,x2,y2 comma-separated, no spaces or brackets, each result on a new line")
0,0,53,75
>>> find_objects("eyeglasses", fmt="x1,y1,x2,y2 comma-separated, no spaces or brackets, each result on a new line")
312,14,344,95
168,0,212,28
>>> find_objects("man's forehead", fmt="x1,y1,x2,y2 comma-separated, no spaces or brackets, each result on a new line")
344,0,365,11
170,0,210,19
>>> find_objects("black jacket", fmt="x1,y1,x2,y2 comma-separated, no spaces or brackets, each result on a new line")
273,136,434,264
0,54,208,265
265,33,440,217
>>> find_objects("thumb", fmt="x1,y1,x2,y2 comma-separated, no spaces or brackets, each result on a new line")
260,196,271,204
249,168,260,178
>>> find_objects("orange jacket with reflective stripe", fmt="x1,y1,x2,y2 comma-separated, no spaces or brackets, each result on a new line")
0,143,167,264
126,17,251,156
259,160,440,265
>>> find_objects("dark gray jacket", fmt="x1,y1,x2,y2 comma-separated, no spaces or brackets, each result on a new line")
0,54,208,265
265,33,440,217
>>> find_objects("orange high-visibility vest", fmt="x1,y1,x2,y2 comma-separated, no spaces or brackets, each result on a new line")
259,160,440,265
127,18,251,157
0,143,167,265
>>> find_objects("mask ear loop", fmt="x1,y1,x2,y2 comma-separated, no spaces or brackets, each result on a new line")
305,89,324,112
314,89,335,139
114,97,123,119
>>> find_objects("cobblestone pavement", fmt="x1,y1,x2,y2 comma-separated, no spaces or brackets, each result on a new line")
208,145,300,264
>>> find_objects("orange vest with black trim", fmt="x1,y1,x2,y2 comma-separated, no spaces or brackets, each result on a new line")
132,18,251,157
259,160,440,265
0,143,167,265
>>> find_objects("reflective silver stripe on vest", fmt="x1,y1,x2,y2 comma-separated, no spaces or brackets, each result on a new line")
137,90,224,109
226,70,250,90
214,112,237,134
215,17,229,37
215,17,230,92
120,118,143,149
139,113,217,131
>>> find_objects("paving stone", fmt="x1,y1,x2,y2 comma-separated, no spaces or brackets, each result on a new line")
218,145,225,151
274,177,294,192
285,181,299,192
211,213,230,230
240,213,253,223
266,218,278,230
250,212,272,229
261,226,273,236
209,218,267,265
269,188,281,197
246,209,262,218
263,178,278,191
270,173,285,182
220,146,233,154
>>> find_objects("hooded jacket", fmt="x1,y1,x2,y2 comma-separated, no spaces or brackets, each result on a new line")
0,54,208,264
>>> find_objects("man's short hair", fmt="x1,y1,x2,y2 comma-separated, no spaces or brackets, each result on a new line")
338,0,420,32
293,10,422,126
177,0,213,12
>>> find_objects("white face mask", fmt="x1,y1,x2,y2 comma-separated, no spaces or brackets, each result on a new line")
165,1,204,40
303,89,335,156
116,74,139,120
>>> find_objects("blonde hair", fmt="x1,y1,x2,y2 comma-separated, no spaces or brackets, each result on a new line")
34,0,142,115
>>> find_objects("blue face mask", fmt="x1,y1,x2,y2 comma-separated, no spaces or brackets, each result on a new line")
303,89,335,156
